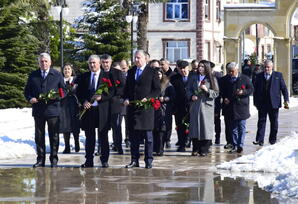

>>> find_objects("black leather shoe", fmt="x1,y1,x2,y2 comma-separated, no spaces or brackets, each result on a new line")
165,141,171,148
237,147,243,153
63,148,70,154
81,163,94,168
253,141,264,146
102,162,109,168
117,149,124,155
177,147,186,152
33,161,45,168
95,151,101,156
145,163,152,169
269,141,276,145
51,162,58,168
199,153,207,157
125,161,139,168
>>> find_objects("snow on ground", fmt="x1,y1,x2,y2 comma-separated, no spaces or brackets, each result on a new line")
0,108,86,160
1,97,298,198
216,97,298,199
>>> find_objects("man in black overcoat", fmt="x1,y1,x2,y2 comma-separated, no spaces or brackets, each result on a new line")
76,55,114,168
253,60,289,146
170,60,190,152
101,54,126,155
123,50,160,169
24,53,65,168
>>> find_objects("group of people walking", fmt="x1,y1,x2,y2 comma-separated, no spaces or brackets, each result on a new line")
24,51,289,169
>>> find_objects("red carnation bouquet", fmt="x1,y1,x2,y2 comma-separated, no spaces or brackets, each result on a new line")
130,97,161,110
236,84,246,101
39,88,64,104
115,80,121,87
194,80,206,95
79,77,112,119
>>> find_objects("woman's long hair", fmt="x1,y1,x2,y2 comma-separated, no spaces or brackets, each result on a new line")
156,68,170,93
199,60,219,92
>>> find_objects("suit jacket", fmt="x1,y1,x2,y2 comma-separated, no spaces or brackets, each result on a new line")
76,70,114,131
24,68,65,117
220,73,253,120
109,68,126,114
253,71,289,109
123,65,160,130
170,72,189,115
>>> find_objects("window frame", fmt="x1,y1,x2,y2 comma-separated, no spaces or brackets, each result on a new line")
204,0,210,21
162,39,191,64
163,0,190,22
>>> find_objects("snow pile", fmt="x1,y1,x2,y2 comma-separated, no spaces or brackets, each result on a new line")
217,132,298,198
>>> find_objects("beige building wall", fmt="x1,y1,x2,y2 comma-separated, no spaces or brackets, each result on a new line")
224,0,297,93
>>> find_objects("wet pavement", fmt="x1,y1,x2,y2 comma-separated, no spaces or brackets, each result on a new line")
0,106,298,203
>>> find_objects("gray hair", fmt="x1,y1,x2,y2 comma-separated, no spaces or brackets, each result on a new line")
38,53,51,61
135,50,146,57
88,55,100,62
226,62,238,70
264,59,273,66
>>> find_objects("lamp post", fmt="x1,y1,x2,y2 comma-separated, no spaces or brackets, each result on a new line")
54,0,69,70
125,2,139,66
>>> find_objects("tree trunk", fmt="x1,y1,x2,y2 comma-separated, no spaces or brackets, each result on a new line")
137,2,148,51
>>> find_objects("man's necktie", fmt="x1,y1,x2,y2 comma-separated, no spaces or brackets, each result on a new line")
41,71,45,79
265,74,271,81
91,74,97,94
136,68,141,80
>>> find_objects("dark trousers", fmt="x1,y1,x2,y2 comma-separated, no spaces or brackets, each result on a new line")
153,130,166,153
192,139,211,154
111,113,123,150
224,115,233,145
130,129,153,165
85,127,109,164
34,116,59,163
214,113,221,141
122,114,130,141
256,108,279,144
174,111,187,148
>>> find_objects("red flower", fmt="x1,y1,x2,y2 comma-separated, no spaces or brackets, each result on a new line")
102,78,108,83
107,79,112,87
201,80,205,85
58,88,64,97
150,98,155,103
152,99,161,110
185,129,189,134
115,80,121,85
241,85,245,90
70,82,75,86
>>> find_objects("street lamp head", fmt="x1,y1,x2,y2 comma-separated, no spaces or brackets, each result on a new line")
133,16,138,23
125,15,133,23
63,7,69,16
53,5,62,15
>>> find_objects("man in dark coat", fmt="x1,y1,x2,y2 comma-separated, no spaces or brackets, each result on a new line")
101,54,126,155
220,62,253,153
123,50,160,169
76,55,114,168
24,53,65,168
253,60,289,146
170,60,190,152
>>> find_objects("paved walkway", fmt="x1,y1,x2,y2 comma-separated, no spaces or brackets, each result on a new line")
0,106,297,203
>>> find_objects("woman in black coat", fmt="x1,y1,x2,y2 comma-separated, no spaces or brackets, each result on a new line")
153,68,176,156
59,64,80,153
